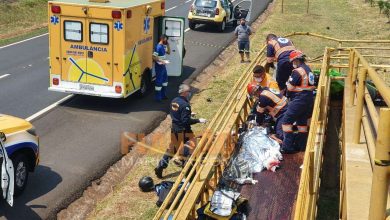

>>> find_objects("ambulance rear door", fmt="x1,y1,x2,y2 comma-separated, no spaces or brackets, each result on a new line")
85,19,113,86
161,17,185,77
60,17,88,83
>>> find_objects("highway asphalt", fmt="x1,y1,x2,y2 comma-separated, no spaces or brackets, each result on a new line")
0,0,271,219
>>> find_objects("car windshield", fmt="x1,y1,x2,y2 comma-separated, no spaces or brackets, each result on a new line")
195,0,217,8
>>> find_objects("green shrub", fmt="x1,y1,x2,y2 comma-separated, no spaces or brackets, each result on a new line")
384,1,390,22
378,0,386,13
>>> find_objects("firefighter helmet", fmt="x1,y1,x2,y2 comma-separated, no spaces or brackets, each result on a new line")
139,176,154,192
247,82,261,97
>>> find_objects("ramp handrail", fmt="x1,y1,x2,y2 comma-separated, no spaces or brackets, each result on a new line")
153,33,390,220
346,48,390,220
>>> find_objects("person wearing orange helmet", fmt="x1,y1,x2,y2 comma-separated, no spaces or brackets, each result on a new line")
247,82,288,144
281,50,315,153
252,65,279,92
265,34,296,93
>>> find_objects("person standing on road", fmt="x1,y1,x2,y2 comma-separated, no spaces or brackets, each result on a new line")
153,34,170,102
265,34,295,94
155,84,207,179
234,18,252,63
282,50,315,153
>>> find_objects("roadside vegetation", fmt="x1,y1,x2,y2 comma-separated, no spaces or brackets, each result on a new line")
81,0,390,219
0,0,47,46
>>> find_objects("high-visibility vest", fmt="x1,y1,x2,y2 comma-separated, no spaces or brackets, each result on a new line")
268,38,295,61
261,90,287,118
287,67,316,92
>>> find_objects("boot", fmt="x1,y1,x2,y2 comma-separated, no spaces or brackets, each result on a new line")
155,90,162,102
161,86,168,100
154,167,163,179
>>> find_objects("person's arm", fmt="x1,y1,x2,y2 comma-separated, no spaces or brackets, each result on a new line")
286,70,301,91
165,42,171,55
181,105,200,126
256,95,269,114
152,46,159,62
153,45,162,62
234,27,238,38
248,26,252,35
266,44,276,63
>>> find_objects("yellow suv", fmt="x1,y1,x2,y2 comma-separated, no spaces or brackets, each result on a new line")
188,0,251,32
0,114,39,206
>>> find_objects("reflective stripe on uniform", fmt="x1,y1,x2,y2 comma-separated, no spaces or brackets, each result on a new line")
262,90,287,118
297,126,308,133
282,124,293,132
155,86,162,91
287,67,316,92
269,39,295,60
162,82,168,86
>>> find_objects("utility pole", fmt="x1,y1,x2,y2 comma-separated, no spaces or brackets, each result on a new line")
307,0,310,13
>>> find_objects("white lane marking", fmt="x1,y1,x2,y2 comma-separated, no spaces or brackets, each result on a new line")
185,0,192,3
26,94,73,122
0,33,48,50
0,74,10,80
185,28,190,32
166,5,177,11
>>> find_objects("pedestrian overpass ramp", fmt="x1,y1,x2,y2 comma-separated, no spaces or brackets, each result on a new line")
152,33,390,220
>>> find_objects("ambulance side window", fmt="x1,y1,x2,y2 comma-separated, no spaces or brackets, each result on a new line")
90,23,109,45
64,21,83,42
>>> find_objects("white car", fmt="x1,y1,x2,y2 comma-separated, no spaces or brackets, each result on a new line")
0,114,40,206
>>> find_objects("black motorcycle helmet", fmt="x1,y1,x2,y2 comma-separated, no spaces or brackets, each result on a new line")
139,176,154,192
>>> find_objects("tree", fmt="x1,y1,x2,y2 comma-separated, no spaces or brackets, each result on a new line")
378,0,386,13
384,1,390,22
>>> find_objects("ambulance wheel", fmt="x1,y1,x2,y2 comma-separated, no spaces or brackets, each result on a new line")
218,19,226,32
189,21,196,30
137,71,151,97
11,154,29,196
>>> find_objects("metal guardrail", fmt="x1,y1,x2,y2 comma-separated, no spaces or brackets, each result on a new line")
152,33,390,220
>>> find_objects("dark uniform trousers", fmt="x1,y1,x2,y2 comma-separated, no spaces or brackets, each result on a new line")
158,127,195,169
282,92,314,151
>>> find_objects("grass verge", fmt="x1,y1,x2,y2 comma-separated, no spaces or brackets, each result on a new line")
0,0,47,46
84,0,389,219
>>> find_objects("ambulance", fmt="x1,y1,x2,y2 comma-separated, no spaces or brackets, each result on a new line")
48,0,185,98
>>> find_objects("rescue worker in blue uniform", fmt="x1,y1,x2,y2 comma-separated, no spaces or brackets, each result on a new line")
153,34,170,102
265,33,296,93
247,82,288,144
282,50,315,153
155,84,207,178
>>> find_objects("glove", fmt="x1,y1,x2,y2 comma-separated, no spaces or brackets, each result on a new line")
199,118,207,124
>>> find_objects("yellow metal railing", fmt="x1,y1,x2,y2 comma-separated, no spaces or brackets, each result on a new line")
153,45,267,220
293,47,332,220
152,33,390,220
347,48,390,220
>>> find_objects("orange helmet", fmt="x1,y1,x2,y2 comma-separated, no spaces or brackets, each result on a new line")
289,50,304,62
247,82,261,96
